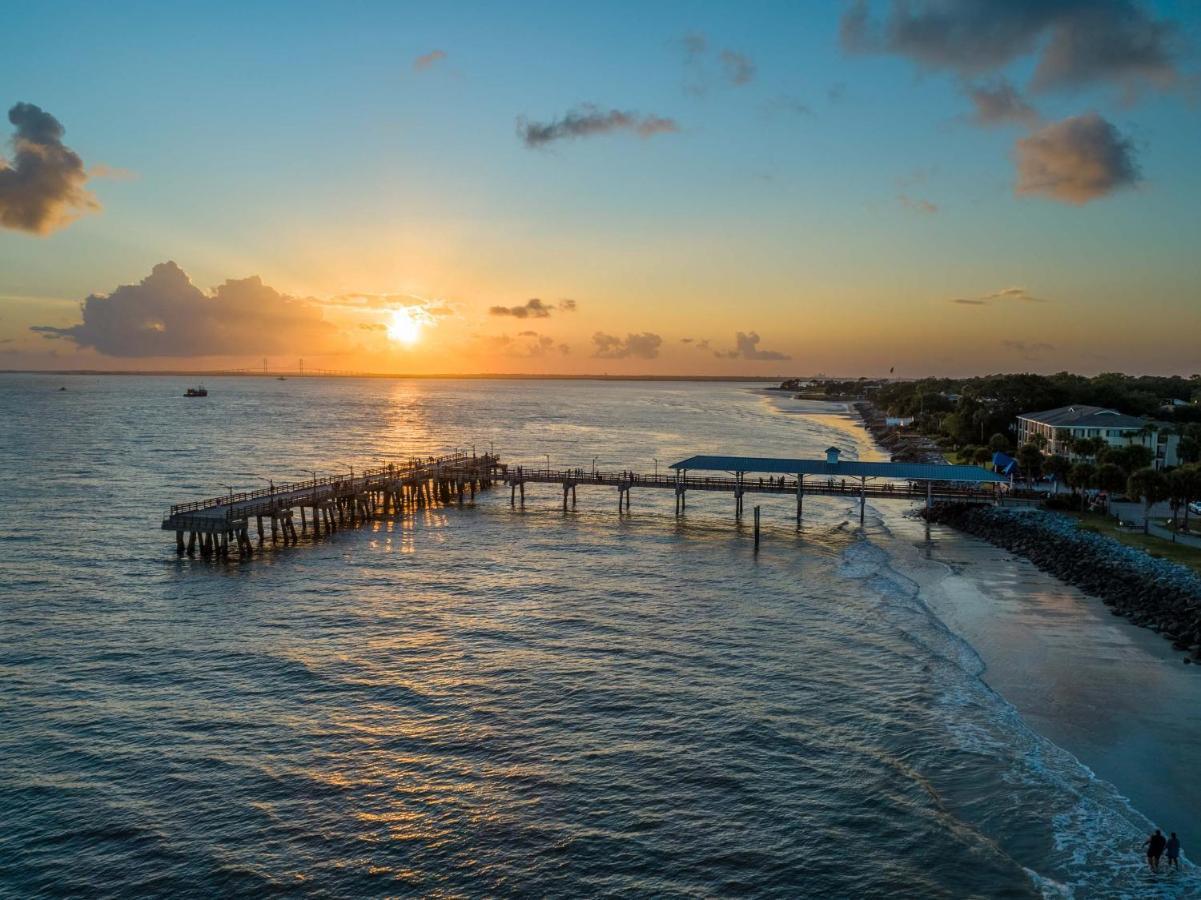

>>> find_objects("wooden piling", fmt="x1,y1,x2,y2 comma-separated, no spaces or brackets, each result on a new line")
754,505,761,553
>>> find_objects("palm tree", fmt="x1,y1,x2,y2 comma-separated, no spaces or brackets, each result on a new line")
1017,443,1043,486
1045,454,1071,494
1095,462,1127,513
1173,464,1201,533
1127,467,1169,534
1068,462,1095,498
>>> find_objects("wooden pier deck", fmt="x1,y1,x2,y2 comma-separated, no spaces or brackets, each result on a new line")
161,450,1014,558
161,453,502,557
504,465,1005,517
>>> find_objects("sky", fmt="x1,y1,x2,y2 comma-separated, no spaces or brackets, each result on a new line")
1,0,1199,377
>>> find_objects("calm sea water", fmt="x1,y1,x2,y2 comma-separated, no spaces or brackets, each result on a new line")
0,375,1196,898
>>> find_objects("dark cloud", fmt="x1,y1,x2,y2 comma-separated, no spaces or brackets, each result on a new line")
517,105,678,148
557,298,577,312
489,298,554,319
0,103,98,235
968,79,1040,126
32,261,345,357
1015,112,1139,204
841,0,1182,97
898,193,939,214
715,331,791,361
413,49,447,72
951,286,1049,306
720,50,756,86
1002,339,1056,359
591,331,662,359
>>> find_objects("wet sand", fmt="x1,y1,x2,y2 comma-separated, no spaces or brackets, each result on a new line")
891,513,1201,839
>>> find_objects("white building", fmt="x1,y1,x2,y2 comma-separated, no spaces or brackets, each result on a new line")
1015,405,1179,469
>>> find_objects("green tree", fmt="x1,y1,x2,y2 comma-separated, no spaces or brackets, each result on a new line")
1095,462,1127,495
1017,443,1043,484
973,446,994,466
989,433,1011,453
1178,436,1200,464
1068,462,1096,496
1169,464,1201,532
1045,454,1071,492
1127,468,1169,534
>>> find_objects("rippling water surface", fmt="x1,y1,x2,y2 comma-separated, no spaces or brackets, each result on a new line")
1,375,1196,898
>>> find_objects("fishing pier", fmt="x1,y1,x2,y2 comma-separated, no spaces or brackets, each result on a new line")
162,453,501,557
162,446,1007,558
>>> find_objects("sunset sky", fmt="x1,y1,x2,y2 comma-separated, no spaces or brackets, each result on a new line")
2,1,1199,376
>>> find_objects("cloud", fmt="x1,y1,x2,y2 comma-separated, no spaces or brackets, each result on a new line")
841,0,1183,98
89,163,138,181
1002,339,1056,359
322,292,454,316
951,286,1049,306
720,50,756,86
715,331,791,361
898,194,939,214
676,34,756,92
769,96,814,117
591,331,662,359
0,103,98,235
413,49,447,72
486,331,570,357
967,79,1040,126
517,104,679,148
489,298,554,319
31,261,346,357
557,298,577,311
1014,112,1139,204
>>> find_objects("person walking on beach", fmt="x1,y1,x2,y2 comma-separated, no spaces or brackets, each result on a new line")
1144,829,1167,872
1166,832,1181,871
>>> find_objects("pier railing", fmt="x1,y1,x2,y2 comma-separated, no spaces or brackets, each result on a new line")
169,453,495,516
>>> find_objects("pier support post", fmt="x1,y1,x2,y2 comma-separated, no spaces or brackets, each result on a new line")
563,482,569,511
796,475,804,527
860,477,867,525
187,531,197,554
754,505,761,554
175,530,185,553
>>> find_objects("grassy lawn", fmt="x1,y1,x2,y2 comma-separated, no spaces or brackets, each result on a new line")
1063,510,1201,575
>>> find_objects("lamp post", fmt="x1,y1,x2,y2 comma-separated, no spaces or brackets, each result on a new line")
545,453,551,474
654,457,659,478
220,484,234,523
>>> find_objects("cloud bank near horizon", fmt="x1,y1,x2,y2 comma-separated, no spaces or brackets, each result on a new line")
32,261,346,357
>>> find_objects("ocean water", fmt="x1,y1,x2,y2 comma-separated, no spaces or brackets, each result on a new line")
0,374,1197,898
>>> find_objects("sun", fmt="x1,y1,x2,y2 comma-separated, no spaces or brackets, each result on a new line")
386,308,422,346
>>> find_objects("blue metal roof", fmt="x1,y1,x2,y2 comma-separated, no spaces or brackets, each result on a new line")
669,455,1006,482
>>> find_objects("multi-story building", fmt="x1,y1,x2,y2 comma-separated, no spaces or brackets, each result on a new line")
1015,405,1179,469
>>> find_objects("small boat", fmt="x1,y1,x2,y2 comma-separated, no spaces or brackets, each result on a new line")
276,376,286,381
184,386,208,397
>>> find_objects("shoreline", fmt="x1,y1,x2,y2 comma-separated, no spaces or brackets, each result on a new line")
824,396,1201,850
924,503,1201,664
